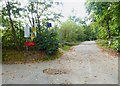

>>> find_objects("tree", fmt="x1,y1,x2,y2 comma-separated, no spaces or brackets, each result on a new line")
59,18,89,43
85,1,120,51
2,0,23,49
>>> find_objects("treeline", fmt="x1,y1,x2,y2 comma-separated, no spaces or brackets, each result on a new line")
85,2,120,52
58,18,96,44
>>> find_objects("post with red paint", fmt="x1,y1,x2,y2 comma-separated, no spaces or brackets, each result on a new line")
24,24,30,51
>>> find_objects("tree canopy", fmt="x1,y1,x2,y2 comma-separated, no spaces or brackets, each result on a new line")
85,1,120,51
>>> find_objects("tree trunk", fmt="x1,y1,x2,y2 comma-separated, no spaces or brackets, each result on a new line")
6,2,19,50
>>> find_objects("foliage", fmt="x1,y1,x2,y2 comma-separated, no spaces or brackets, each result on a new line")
2,21,25,49
34,29,59,55
1,0,25,49
59,18,96,43
60,45,71,51
85,2,120,51
59,19,78,42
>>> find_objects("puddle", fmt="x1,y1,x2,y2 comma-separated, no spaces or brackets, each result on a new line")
43,68,68,75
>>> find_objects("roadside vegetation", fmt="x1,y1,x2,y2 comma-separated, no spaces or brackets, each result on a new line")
85,2,120,52
1,0,63,63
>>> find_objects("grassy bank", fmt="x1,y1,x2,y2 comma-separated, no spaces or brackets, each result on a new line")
60,45,71,51
96,40,120,57
2,49,63,64
2,45,73,64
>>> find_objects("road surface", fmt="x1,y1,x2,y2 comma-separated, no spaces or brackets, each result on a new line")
2,41,118,84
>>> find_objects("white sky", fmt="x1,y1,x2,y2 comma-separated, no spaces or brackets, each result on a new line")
20,0,87,22
59,0,87,21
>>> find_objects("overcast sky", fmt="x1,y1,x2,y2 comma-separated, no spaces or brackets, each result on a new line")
20,0,87,22
55,0,87,22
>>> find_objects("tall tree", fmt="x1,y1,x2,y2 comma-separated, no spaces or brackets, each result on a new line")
85,1,120,51
2,0,22,49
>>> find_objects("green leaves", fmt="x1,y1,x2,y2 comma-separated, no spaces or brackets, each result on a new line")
59,18,96,43
85,1,120,51
34,30,59,55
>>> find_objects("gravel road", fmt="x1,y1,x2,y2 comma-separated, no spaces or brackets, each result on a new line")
2,41,118,84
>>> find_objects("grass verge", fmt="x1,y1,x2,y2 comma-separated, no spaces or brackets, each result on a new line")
60,45,71,51
2,43,78,64
96,40,120,57
2,49,63,64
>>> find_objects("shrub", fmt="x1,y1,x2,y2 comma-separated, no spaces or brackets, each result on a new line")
34,29,59,55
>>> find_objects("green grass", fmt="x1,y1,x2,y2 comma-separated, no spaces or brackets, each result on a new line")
96,40,120,57
41,51,63,61
96,39,109,48
60,45,71,51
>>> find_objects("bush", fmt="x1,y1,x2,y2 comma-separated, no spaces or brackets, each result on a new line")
2,30,25,50
110,39,118,50
2,32,15,49
34,29,59,55
97,37,120,52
